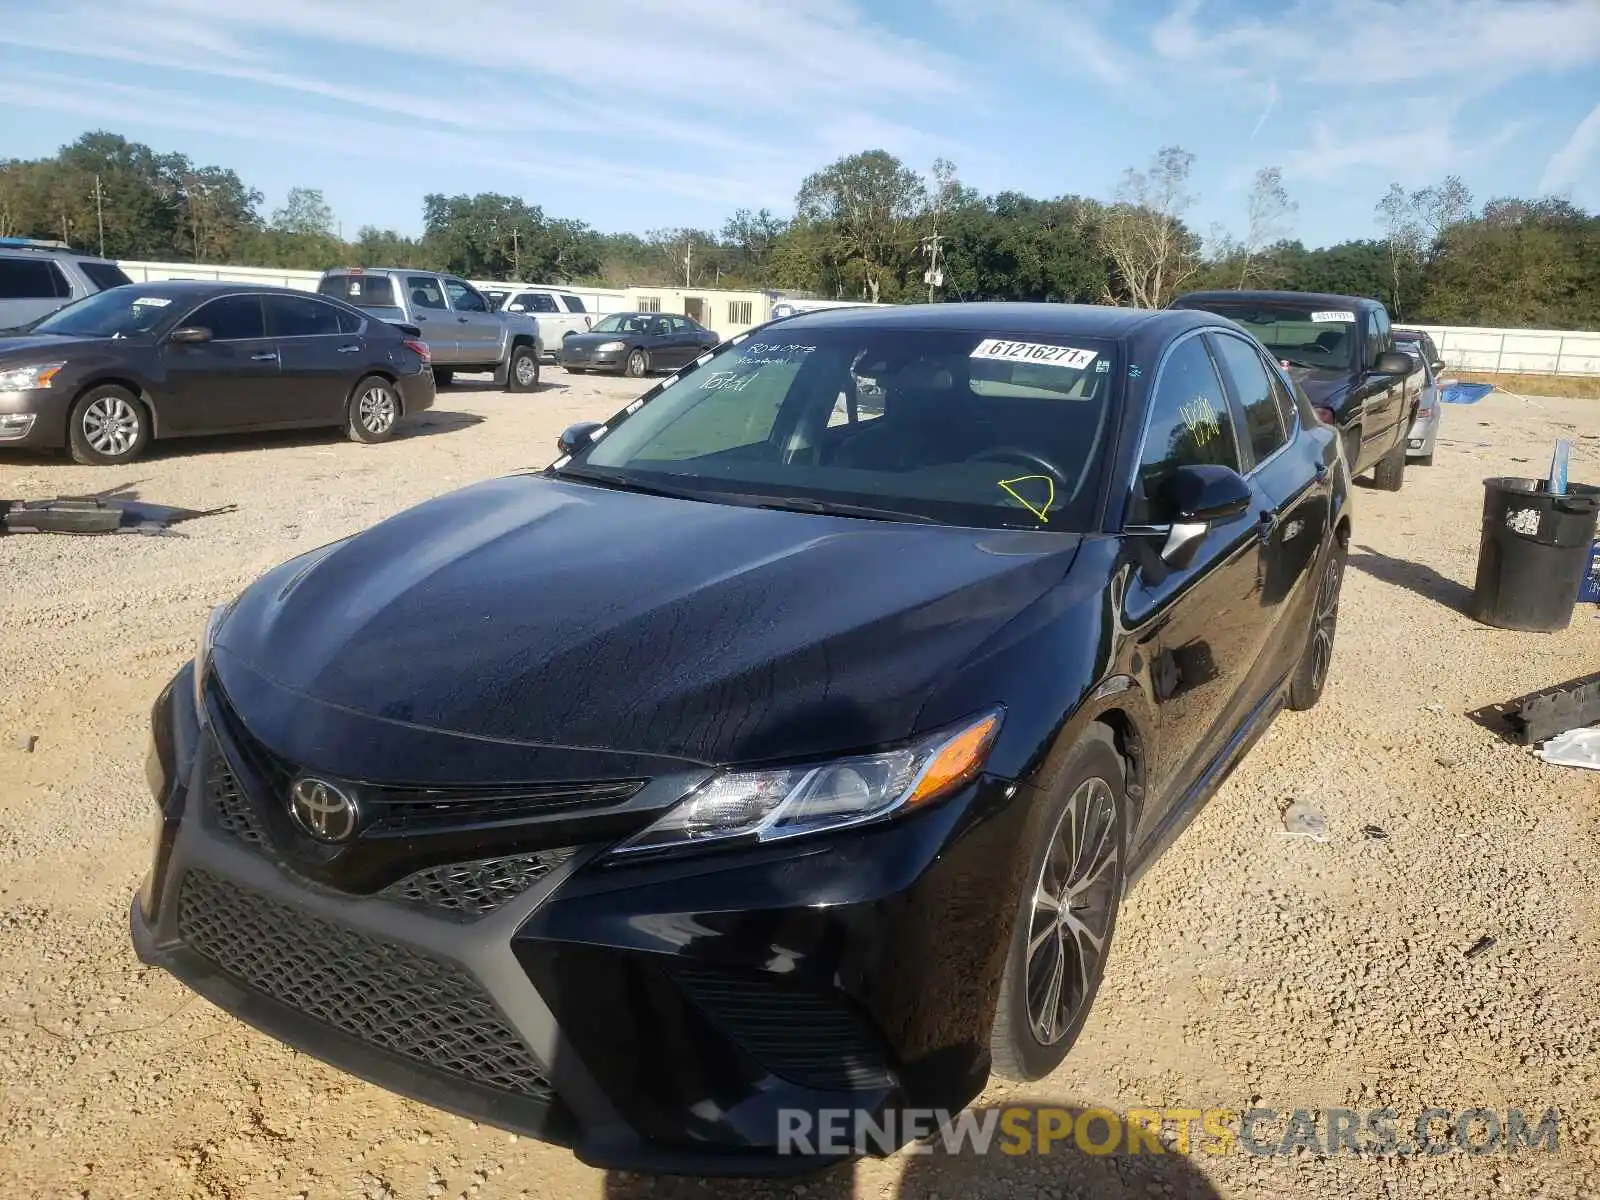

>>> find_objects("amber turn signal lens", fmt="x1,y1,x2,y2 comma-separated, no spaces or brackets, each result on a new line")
905,712,1001,806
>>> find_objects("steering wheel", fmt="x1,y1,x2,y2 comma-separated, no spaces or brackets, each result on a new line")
967,446,1070,486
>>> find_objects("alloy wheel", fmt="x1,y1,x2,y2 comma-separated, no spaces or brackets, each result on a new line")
515,355,538,387
359,386,396,435
1309,549,1344,691
82,395,140,457
1025,777,1119,1045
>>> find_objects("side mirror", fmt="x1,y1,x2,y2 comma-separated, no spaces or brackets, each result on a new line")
1158,464,1252,568
1431,358,1445,373
557,420,606,456
168,325,212,345
1374,350,1414,375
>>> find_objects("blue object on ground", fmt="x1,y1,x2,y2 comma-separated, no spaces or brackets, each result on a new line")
1440,382,1496,404
1580,539,1600,604
1549,439,1571,494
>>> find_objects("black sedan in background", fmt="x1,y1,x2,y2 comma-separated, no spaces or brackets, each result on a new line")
560,310,719,377
0,282,434,464
134,304,1350,1173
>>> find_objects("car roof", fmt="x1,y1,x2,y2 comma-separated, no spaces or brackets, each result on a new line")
771,301,1217,340
0,237,115,261
1174,289,1385,311
110,280,346,301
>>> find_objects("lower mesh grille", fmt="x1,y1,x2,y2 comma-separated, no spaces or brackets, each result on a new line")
380,849,575,917
206,748,268,848
177,870,551,1099
673,966,894,1092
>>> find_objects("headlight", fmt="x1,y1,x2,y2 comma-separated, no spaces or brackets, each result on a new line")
595,340,626,352
0,362,66,391
193,601,235,717
611,709,1002,856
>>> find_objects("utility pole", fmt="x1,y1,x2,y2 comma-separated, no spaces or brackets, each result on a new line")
93,174,105,257
682,237,693,288
920,232,945,303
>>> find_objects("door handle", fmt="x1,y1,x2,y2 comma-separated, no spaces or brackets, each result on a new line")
250,351,278,362
335,344,361,353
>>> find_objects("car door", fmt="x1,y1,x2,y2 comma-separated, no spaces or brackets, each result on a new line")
159,294,282,433
662,315,703,367
1120,332,1269,838
403,275,456,363
1358,308,1404,455
264,293,362,425
442,277,498,366
506,290,563,352
1208,330,1328,698
560,293,592,332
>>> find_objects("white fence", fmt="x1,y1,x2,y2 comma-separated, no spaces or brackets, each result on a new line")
1407,325,1600,377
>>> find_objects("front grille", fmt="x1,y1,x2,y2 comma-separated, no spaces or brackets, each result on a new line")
177,870,551,1099
380,848,575,917
673,966,894,1092
206,748,268,848
366,780,642,835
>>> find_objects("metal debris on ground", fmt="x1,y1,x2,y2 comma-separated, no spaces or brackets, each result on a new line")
1360,824,1389,840
1463,935,1497,961
1,483,236,537
1280,800,1328,842
8,733,37,753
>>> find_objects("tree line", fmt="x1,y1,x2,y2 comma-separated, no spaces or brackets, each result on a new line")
3,130,1597,330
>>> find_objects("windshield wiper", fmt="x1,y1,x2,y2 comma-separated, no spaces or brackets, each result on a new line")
548,465,714,502
737,495,938,524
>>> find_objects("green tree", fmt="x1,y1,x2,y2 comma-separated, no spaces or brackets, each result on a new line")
795,150,927,303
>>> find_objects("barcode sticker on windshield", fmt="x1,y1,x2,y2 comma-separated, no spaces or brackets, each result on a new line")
131,297,171,307
1311,310,1354,323
970,339,1096,369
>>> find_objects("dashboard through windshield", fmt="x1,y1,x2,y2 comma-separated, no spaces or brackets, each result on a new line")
556,326,1120,531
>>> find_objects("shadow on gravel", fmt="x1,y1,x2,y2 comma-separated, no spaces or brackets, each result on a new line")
140,410,485,459
1347,543,1474,614
439,377,569,393
601,1105,1225,1200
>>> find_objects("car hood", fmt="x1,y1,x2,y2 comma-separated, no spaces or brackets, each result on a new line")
0,333,108,358
214,475,1080,772
563,331,637,349
1283,365,1352,408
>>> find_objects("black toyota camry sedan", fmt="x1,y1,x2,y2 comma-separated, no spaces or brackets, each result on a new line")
134,303,1350,1174
0,281,434,464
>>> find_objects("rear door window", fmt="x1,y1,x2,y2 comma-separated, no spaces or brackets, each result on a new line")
509,292,559,313
264,294,344,337
405,277,448,310
560,294,586,313
442,278,487,312
1131,335,1242,524
187,295,266,340
1210,333,1287,468
0,258,70,299
79,261,133,291
321,273,397,307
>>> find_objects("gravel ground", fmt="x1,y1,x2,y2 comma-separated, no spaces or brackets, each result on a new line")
2,378,1598,1199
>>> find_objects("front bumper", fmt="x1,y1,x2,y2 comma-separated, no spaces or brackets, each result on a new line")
133,666,1030,1174
1405,407,1439,458
561,349,626,373
0,388,67,448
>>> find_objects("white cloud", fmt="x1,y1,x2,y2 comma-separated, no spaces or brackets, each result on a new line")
1539,102,1600,195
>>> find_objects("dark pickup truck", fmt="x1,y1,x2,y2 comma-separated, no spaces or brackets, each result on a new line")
1170,290,1422,490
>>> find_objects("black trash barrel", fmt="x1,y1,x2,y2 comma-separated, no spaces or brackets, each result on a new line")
1469,477,1600,631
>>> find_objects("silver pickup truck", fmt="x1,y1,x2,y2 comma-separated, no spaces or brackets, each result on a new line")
317,268,544,391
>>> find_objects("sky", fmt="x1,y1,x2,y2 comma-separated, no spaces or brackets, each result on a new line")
1,0,1597,251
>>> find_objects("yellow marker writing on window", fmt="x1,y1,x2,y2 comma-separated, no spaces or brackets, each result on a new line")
998,474,1056,523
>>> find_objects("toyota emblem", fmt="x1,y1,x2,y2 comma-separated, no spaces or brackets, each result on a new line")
288,777,359,843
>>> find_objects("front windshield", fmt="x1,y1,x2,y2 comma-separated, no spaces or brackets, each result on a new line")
1190,302,1356,371
559,326,1119,531
31,287,175,338
591,313,654,334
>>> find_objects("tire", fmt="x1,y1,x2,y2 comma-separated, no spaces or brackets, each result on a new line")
432,368,453,388
625,348,649,378
991,724,1126,1082
508,345,540,392
1287,534,1346,711
1372,438,1406,491
68,385,150,465
346,376,400,444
